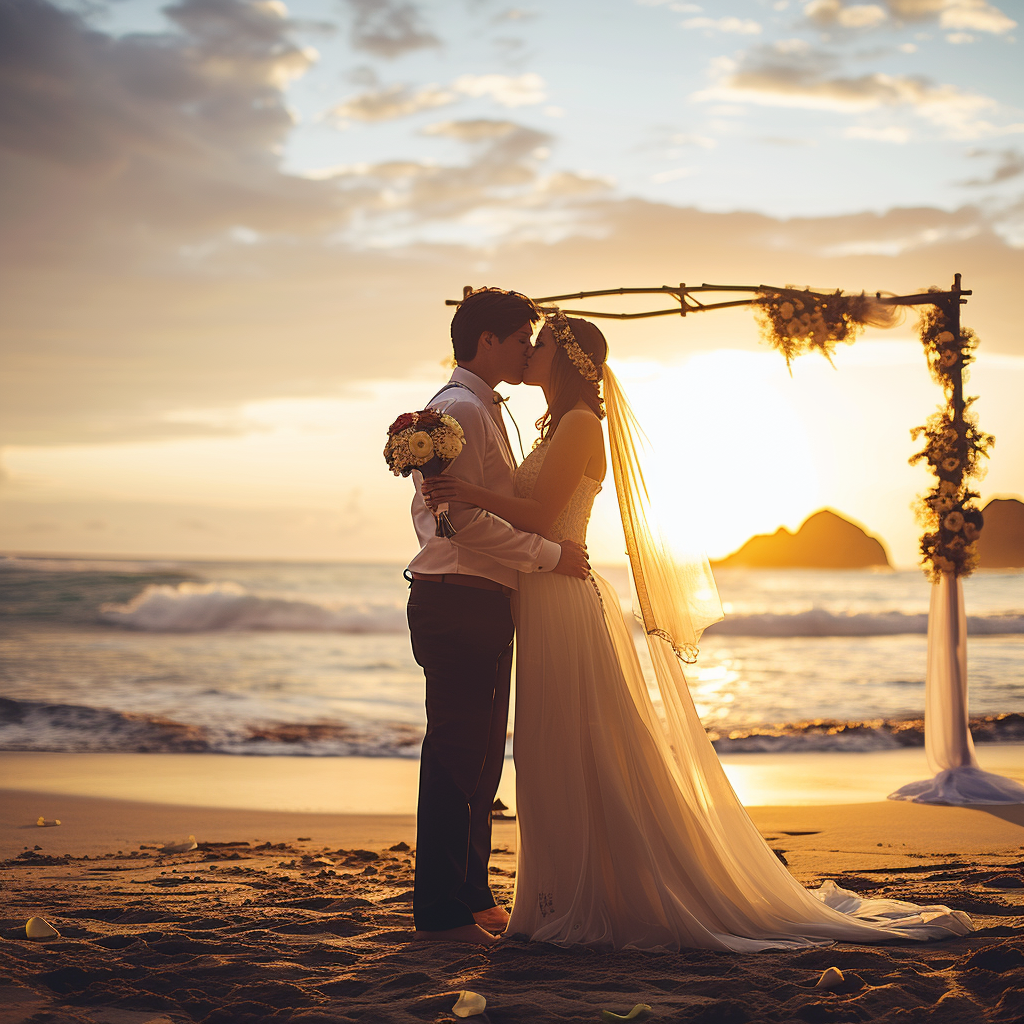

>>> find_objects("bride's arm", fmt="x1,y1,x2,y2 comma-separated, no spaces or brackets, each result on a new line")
421,410,602,536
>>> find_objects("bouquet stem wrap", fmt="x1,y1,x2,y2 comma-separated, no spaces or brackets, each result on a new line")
419,455,457,538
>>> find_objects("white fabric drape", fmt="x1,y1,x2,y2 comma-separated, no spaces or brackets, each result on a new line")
889,573,1024,805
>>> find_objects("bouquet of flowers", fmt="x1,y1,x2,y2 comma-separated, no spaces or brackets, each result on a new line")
384,409,465,538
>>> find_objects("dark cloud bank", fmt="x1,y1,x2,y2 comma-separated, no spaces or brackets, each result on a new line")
1,0,1022,447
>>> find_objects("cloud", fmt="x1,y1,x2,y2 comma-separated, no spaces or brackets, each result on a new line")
0,0,334,252
803,0,1016,34
844,124,910,141
328,73,546,125
804,1,888,28
696,41,1011,138
344,0,440,58
959,148,1024,185
452,73,546,107
680,16,762,33
421,119,522,142
330,83,456,122
2,0,1022,459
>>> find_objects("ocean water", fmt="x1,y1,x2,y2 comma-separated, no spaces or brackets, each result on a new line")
1,554,1022,758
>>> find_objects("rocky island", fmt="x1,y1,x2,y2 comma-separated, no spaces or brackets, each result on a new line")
713,509,892,570
978,497,1024,569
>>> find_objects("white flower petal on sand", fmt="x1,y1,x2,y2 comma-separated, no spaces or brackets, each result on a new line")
452,991,487,1017
161,835,198,854
26,917,60,940
815,966,845,989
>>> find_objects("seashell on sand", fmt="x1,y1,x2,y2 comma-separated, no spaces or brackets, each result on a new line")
161,835,198,854
815,967,845,990
26,917,60,940
452,990,487,1017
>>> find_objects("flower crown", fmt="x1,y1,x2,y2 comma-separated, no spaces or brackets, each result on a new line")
548,311,601,382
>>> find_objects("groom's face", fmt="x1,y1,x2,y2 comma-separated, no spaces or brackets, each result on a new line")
493,321,536,385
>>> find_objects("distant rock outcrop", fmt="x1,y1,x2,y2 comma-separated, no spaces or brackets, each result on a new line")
978,497,1024,569
713,509,891,570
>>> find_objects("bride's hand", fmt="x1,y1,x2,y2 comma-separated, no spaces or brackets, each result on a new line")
420,475,472,511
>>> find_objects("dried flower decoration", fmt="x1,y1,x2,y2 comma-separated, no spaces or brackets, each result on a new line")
754,289,902,368
910,299,994,581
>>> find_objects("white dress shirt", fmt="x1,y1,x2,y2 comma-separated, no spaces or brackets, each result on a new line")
406,367,562,589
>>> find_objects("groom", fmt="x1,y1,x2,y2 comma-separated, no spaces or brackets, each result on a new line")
406,287,590,944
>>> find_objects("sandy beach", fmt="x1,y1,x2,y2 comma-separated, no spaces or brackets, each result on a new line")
3,755,1024,1024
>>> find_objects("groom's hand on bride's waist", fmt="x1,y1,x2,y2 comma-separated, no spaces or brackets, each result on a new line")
553,540,590,578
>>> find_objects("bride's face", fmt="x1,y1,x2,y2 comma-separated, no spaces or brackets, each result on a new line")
523,324,555,387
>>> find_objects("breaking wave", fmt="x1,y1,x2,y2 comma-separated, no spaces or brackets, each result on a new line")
101,582,407,634
0,698,422,758
99,581,1024,636
704,608,1024,638
3,698,1022,758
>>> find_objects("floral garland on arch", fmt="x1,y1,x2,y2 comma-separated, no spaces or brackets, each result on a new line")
910,303,994,581
754,284,994,581
754,289,901,367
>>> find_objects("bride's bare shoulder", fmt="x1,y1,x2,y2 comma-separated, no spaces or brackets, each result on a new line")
559,407,603,428
549,408,604,453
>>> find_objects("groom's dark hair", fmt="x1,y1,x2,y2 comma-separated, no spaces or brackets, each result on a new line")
451,287,541,362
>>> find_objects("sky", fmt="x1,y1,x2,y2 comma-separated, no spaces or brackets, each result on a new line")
0,0,1022,565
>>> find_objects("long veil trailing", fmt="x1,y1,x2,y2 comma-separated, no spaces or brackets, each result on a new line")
603,365,724,662
591,363,973,947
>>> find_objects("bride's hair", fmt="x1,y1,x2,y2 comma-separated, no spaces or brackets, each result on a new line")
536,316,607,442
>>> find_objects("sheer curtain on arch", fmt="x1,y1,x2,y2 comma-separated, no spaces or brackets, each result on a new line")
888,573,1024,805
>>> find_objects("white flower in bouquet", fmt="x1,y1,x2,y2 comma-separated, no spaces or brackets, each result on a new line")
943,510,965,532
936,331,955,345
441,413,465,440
433,427,463,460
779,301,794,319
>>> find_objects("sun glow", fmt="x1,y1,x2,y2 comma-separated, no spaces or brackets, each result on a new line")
609,353,821,561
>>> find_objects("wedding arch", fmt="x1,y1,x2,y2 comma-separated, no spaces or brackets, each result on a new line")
447,274,1023,806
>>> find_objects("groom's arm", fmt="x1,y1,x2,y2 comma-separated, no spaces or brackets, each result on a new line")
413,399,563,574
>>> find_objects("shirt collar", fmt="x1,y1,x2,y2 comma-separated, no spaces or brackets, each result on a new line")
451,366,502,409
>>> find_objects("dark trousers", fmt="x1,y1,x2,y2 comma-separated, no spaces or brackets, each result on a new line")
407,580,514,931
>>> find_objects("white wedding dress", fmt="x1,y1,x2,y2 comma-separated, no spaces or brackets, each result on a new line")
507,442,973,951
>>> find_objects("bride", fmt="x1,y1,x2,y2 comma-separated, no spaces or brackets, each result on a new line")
420,311,972,951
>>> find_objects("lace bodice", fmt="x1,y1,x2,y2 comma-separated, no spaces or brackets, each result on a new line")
513,443,602,546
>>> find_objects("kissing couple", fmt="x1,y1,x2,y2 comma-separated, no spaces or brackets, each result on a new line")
403,287,972,950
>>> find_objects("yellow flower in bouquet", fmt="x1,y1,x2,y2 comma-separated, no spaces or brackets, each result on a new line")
408,431,434,460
